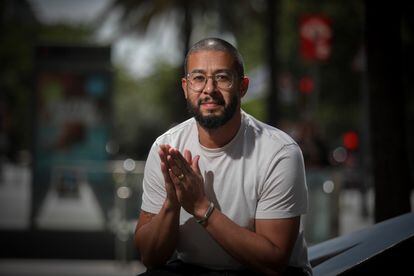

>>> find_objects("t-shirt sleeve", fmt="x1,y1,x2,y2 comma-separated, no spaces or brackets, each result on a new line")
256,144,308,219
140,142,166,214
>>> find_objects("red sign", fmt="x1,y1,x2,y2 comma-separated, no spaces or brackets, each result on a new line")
299,15,332,61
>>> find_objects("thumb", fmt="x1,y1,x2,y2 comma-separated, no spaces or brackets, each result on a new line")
192,155,201,175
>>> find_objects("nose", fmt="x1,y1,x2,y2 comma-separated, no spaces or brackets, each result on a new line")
202,76,216,94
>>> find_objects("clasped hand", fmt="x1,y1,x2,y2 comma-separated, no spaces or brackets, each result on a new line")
158,145,209,218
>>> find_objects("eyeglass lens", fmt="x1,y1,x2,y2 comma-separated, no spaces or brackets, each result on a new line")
188,72,233,91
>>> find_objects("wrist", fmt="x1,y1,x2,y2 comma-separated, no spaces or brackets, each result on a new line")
194,201,215,225
193,199,210,219
163,198,180,213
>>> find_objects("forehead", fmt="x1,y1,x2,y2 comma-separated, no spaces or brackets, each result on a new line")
187,50,235,72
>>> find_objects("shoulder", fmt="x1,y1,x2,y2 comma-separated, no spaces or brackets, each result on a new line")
154,117,196,146
242,111,299,153
144,117,196,179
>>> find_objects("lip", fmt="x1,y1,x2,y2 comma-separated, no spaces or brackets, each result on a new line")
200,102,221,109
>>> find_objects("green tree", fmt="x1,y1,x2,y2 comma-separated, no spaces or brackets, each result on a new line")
0,0,96,162
99,0,200,123
113,62,180,159
0,0,37,161
100,0,268,124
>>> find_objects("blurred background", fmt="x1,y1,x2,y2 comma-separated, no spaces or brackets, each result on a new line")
1,0,413,275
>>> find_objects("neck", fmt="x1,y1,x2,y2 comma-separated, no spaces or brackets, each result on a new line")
197,110,242,149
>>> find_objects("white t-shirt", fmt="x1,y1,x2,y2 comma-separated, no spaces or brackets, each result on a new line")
141,111,310,272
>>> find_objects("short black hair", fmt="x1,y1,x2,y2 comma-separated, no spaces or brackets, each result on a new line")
184,37,244,77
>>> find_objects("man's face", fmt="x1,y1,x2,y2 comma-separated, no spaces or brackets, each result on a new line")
182,50,247,129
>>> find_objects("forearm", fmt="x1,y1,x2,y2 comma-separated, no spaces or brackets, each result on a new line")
205,210,288,275
135,202,180,267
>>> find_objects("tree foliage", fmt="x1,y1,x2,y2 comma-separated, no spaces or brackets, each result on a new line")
113,62,181,159
0,0,94,162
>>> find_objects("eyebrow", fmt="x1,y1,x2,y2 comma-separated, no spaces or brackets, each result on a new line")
189,69,233,74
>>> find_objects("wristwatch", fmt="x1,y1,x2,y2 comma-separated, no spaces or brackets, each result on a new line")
196,201,215,225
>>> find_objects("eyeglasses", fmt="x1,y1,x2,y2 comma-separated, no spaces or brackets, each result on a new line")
186,71,235,92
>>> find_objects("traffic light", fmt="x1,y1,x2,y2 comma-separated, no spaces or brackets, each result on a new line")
343,131,359,151
299,76,314,94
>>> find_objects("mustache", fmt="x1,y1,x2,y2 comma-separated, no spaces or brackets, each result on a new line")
197,97,225,106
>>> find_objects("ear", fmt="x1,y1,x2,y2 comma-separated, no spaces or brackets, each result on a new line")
239,76,249,98
182,77,189,99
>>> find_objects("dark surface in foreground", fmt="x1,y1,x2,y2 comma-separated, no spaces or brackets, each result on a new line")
1,213,413,275
309,212,414,275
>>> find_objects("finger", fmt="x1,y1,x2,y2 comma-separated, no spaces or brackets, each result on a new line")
160,160,172,184
159,144,171,158
167,154,184,178
168,148,186,171
160,162,171,181
159,146,176,189
184,149,192,165
158,148,167,163
161,144,172,154
159,144,166,152
169,168,183,190
159,145,171,165
170,148,192,174
192,155,202,175
161,163,177,199
158,149,168,173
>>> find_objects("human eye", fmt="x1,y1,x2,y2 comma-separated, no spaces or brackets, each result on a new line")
215,73,232,82
190,73,206,82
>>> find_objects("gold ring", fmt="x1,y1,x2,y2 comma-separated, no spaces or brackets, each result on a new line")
177,173,185,180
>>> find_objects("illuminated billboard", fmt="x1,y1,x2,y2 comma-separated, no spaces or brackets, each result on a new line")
33,46,112,230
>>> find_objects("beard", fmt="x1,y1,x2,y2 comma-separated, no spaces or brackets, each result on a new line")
187,94,239,129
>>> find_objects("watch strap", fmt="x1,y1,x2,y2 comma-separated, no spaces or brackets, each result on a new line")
196,201,215,225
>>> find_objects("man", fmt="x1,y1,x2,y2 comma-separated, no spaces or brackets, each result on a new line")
135,38,311,276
